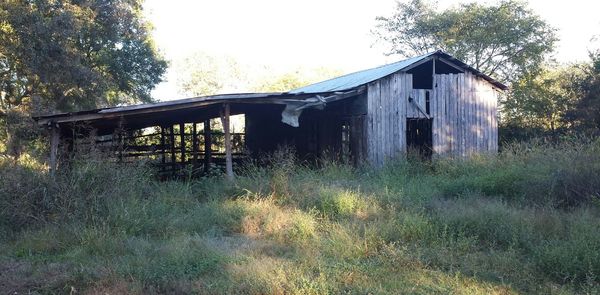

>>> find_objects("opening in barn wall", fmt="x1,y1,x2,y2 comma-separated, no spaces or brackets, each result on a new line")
406,118,433,159
62,115,246,178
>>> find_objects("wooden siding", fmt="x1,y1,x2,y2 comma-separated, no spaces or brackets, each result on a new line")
367,73,412,166
366,72,498,166
431,72,498,156
408,89,431,119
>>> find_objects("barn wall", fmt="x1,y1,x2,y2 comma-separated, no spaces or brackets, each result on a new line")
431,72,498,156
366,72,412,166
366,71,499,166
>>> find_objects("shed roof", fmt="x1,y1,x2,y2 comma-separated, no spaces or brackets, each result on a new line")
289,50,507,93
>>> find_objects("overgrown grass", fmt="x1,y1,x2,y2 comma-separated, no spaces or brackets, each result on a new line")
1,139,600,294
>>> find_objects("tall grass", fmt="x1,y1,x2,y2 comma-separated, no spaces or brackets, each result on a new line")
0,139,599,294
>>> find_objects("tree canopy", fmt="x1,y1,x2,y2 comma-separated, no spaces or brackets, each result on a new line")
175,52,247,97
373,0,557,83
568,51,600,131
0,0,167,113
501,66,580,135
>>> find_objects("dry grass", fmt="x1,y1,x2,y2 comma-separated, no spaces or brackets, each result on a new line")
1,139,600,293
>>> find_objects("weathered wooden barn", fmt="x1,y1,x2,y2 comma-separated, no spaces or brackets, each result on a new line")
34,50,506,176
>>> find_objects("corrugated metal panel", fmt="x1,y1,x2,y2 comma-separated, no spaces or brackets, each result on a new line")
289,50,508,94
289,52,435,94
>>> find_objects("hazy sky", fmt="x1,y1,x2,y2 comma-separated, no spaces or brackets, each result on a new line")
144,0,600,100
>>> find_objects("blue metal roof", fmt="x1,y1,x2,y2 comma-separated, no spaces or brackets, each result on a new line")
289,50,507,94
289,52,436,94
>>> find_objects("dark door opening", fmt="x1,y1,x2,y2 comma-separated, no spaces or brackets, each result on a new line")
406,118,433,159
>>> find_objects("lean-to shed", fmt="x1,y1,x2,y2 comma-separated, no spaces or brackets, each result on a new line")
35,50,506,176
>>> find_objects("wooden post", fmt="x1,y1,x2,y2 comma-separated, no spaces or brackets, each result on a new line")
179,122,186,166
220,103,234,180
192,123,198,171
203,119,212,174
160,126,166,173
49,124,60,176
117,132,123,163
169,125,176,176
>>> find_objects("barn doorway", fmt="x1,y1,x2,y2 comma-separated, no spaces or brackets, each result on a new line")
406,118,433,158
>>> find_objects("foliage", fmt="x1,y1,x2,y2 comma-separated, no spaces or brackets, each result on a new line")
0,0,167,113
567,50,600,131
252,67,343,92
501,66,582,136
175,51,247,97
1,141,600,293
373,0,557,83
174,51,344,95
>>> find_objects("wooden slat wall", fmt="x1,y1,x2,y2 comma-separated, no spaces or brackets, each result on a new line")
366,71,499,166
430,72,499,156
366,73,411,166
408,89,429,118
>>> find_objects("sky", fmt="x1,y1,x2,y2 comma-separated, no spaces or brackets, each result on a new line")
143,0,600,101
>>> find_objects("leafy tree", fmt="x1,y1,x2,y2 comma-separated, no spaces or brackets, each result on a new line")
175,52,343,95
253,67,343,92
501,66,581,139
373,0,557,83
567,50,600,131
0,0,167,113
175,51,247,97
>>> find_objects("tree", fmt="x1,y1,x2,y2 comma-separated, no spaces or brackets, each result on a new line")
501,66,581,138
175,52,343,95
252,67,343,92
567,50,600,131
373,0,557,83
175,52,247,97
0,0,167,113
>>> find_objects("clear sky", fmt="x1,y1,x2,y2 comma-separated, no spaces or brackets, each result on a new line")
143,0,600,101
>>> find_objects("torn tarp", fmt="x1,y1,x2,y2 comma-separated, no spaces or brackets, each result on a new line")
280,87,365,127
280,95,327,127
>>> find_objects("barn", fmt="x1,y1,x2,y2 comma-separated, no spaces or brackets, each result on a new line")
34,50,507,177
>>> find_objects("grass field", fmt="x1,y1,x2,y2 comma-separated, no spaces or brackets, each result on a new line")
1,140,600,294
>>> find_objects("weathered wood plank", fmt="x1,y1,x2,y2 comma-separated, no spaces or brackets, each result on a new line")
220,103,233,180
49,125,60,176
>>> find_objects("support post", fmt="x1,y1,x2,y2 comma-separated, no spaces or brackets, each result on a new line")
160,126,166,173
179,122,186,167
203,119,211,174
192,122,198,171
432,56,436,88
169,125,176,176
49,124,60,177
220,103,234,180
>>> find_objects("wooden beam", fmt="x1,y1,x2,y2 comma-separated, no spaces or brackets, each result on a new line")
432,56,437,87
160,126,166,173
169,125,176,176
49,124,60,176
203,119,211,174
192,122,198,171
220,103,234,180
437,57,467,73
179,122,186,165
401,56,434,72
34,95,318,126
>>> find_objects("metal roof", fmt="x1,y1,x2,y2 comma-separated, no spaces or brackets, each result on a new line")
289,50,507,93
